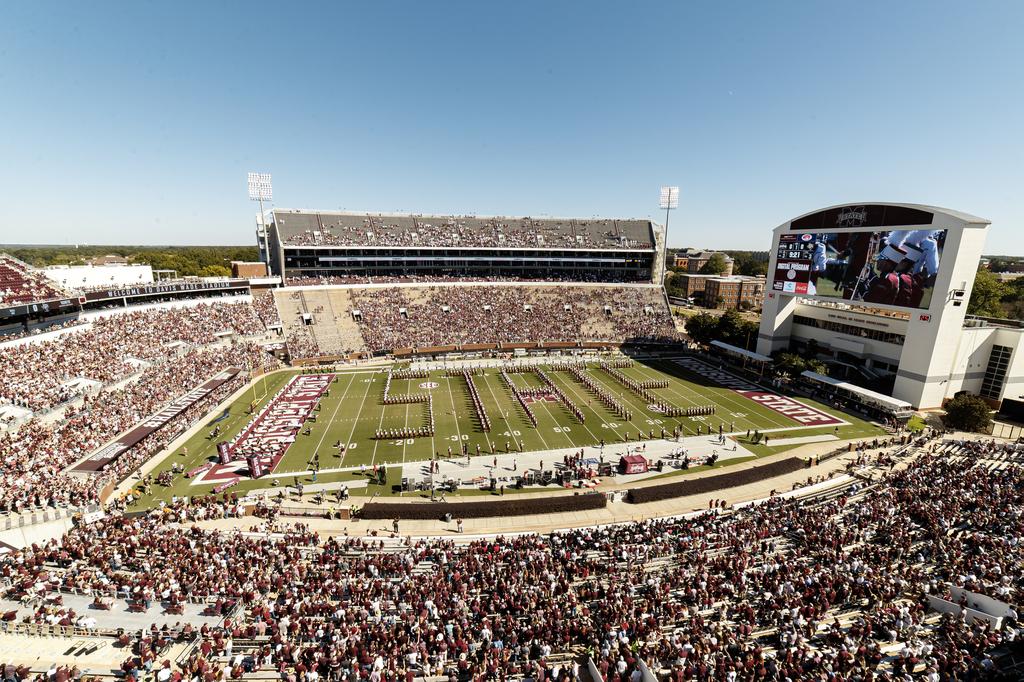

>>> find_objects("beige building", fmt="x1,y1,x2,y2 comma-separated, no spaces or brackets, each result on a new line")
672,249,734,276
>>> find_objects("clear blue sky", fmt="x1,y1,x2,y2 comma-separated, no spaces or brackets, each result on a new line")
1,2,1022,254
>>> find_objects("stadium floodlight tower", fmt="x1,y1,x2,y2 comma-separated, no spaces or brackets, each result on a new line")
248,172,273,262
659,186,679,275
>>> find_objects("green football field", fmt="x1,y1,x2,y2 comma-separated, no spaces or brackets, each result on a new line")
132,358,883,506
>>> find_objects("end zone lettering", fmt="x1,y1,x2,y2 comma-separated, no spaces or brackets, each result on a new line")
737,391,844,426
672,358,845,427
202,373,334,482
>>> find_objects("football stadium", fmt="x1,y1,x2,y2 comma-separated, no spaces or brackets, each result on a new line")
2,5,1023,679
1,194,1022,681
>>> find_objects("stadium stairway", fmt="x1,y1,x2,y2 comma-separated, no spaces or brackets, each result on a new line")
300,289,344,353
326,288,368,353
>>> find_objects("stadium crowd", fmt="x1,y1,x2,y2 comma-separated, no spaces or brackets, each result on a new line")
0,437,1019,680
285,271,650,286
251,291,281,330
0,302,267,413
278,215,650,250
0,318,87,343
1,265,1021,681
0,299,281,515
0,342,272,513
349,285,677,353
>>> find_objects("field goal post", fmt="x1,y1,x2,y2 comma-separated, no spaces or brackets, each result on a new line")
249,364,269,413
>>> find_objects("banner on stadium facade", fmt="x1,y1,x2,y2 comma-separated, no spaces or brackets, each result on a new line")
72,368,241,473
82,279,250,302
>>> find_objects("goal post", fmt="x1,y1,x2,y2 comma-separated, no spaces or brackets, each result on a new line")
250,364,269,411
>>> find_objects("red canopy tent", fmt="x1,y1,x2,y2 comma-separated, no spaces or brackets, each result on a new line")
619,454,649,475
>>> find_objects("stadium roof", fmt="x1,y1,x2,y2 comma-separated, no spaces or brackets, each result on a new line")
270,209,654,249
800,370,913,413
783,202,990,231
710,339,772,362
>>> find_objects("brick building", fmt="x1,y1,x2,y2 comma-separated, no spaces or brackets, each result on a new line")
702,275,765,310
671,249,734,276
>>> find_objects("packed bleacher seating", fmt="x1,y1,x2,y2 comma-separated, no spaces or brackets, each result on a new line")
0,317,86,342
250,290,281,329
273,212,654,250
0,301,267,413
352,284,676,351
276,284,678,357
2,254,1023,682
0,342,273,513
0,254,68,305
1,437,1021,679
0,299,283,515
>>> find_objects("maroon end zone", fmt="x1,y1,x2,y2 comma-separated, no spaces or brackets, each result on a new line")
672,357,845,427
72,368,242,473
736,390,844,426
196,373,333,484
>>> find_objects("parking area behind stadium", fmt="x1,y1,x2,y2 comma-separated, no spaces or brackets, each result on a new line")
131,356,884,507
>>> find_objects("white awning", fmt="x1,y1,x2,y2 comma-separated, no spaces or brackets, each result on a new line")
801,370,912,412
710,340,772,363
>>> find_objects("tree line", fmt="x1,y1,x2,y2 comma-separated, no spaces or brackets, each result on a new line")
4,245,260,279
966,267,1024,319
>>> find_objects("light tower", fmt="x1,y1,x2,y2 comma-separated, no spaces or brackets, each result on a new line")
659,186,679,275
248,172,273,262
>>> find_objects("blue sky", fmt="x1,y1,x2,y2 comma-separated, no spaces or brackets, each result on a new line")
1,1,1022,253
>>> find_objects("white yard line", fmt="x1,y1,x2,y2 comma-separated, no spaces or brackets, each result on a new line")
341,372,377,467
458,374,495,454
550,370,625,443
627,362,774,430
400,378,413,465
369,373,393,466
308,372,356,464
659,358,850,428
443,375,464,458
526,383,577,450
480,372,527,452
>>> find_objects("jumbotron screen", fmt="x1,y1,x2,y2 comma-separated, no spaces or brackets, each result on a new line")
771,229,947,310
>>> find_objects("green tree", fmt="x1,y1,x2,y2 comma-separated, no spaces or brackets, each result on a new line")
684,312,719,345
772,352,828,377
807,359,829,375
197,265,232,278
773,352,809,376
716,309,743,341
5,245,259,278
664,272,686,298
725,251,770,277
941,394,993,433
698,253,730,275
905,415,927,433
967,268,1009,318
